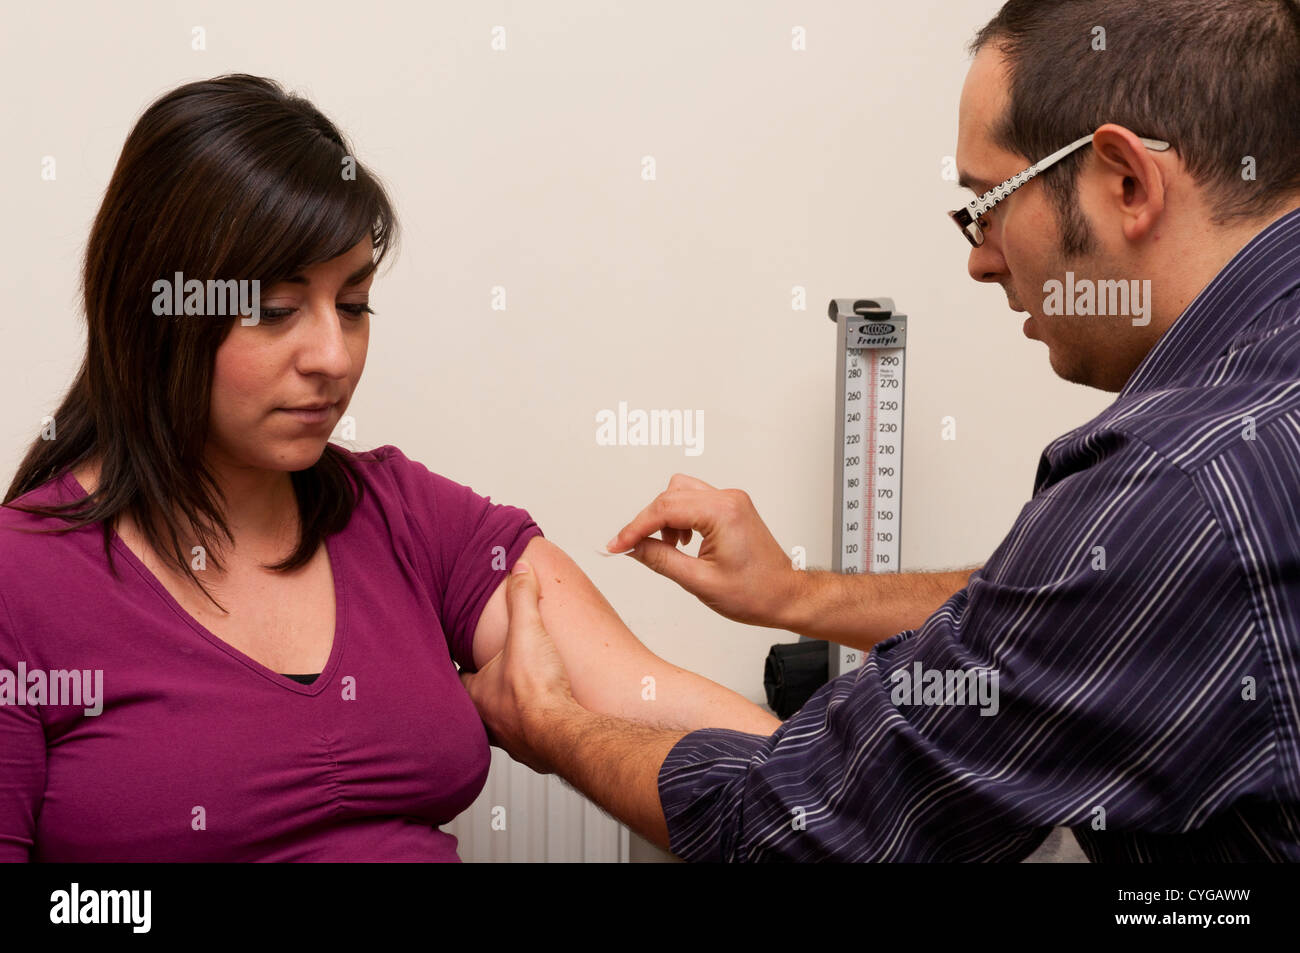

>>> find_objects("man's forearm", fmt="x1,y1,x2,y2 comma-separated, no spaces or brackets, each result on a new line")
527,700,687,850
782,566,979,650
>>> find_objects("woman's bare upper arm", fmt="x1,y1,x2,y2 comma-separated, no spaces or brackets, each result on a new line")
470,537,675,716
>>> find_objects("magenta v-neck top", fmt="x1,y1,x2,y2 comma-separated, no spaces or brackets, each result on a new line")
0,444,544,861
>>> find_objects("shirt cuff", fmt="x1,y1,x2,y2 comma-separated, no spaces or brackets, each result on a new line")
656,726,770,862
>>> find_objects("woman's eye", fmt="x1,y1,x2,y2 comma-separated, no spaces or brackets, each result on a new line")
252,304,374,325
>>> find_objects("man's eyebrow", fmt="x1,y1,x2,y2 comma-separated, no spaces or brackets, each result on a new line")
957,171,996,194
277,259,378,287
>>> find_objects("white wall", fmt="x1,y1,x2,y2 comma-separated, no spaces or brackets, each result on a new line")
0,0,1113,717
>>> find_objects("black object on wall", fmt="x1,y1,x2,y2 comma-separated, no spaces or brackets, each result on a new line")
763,641,830,719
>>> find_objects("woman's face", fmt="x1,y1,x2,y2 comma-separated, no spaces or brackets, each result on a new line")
208,238,374,475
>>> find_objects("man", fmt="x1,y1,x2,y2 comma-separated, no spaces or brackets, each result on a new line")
461,0,1300,861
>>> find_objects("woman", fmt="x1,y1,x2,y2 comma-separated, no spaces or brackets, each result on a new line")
0,74,778,862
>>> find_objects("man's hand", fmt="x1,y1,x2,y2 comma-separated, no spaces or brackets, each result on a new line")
604,474,804,630
459,560,578,775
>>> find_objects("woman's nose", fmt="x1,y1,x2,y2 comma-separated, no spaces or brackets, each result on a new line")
296,305,354,378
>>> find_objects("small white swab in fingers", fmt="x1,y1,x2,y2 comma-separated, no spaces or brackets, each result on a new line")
595,546,636,556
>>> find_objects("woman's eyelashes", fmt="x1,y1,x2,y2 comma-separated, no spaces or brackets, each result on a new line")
256,303,374,324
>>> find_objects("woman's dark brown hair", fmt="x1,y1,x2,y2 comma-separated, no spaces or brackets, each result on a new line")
2,73,399,610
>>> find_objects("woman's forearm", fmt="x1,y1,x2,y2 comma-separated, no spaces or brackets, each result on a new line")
630,660,781,735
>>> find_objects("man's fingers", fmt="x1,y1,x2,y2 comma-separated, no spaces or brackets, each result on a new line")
663,476,711,546
459,669,501,747
629,536,705,588
666,473,716,492
606,489,719,553
662,527,693,548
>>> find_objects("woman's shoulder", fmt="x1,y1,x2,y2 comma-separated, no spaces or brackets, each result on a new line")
337,441,540,538
0,470,83,536
0,470,95,593
340,442,516,504
338,442,461,500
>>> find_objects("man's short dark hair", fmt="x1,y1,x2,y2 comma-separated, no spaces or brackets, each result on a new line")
971,0,1300,252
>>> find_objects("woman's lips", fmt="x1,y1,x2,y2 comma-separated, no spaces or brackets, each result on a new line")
277,402,336,425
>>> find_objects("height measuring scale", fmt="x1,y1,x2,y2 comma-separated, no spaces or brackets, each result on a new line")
828,298,907,678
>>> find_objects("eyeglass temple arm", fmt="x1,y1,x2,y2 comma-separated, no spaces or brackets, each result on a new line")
967,134,1170,217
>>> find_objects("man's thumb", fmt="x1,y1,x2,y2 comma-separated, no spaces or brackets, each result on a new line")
506,560,544,632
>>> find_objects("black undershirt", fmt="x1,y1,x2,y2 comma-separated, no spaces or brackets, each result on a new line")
282,673,320,685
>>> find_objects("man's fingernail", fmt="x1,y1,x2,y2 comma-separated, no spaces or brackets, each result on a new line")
512,560,531,575
604,536,620,551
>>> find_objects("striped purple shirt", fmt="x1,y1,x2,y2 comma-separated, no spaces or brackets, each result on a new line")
657,206,1300,862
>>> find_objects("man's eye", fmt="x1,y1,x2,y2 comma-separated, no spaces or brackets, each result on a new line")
339,304,374,317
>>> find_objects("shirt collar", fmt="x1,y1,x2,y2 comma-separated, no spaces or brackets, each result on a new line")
1119,205,1300,398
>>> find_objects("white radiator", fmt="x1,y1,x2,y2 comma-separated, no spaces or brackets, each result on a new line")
445,748,631,862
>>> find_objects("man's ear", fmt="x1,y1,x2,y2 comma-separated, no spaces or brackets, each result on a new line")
1090,123,1167,241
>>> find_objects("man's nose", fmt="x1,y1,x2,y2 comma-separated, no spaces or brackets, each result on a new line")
967,238,1007,284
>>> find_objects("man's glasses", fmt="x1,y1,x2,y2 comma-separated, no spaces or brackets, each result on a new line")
948,133,1171,248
